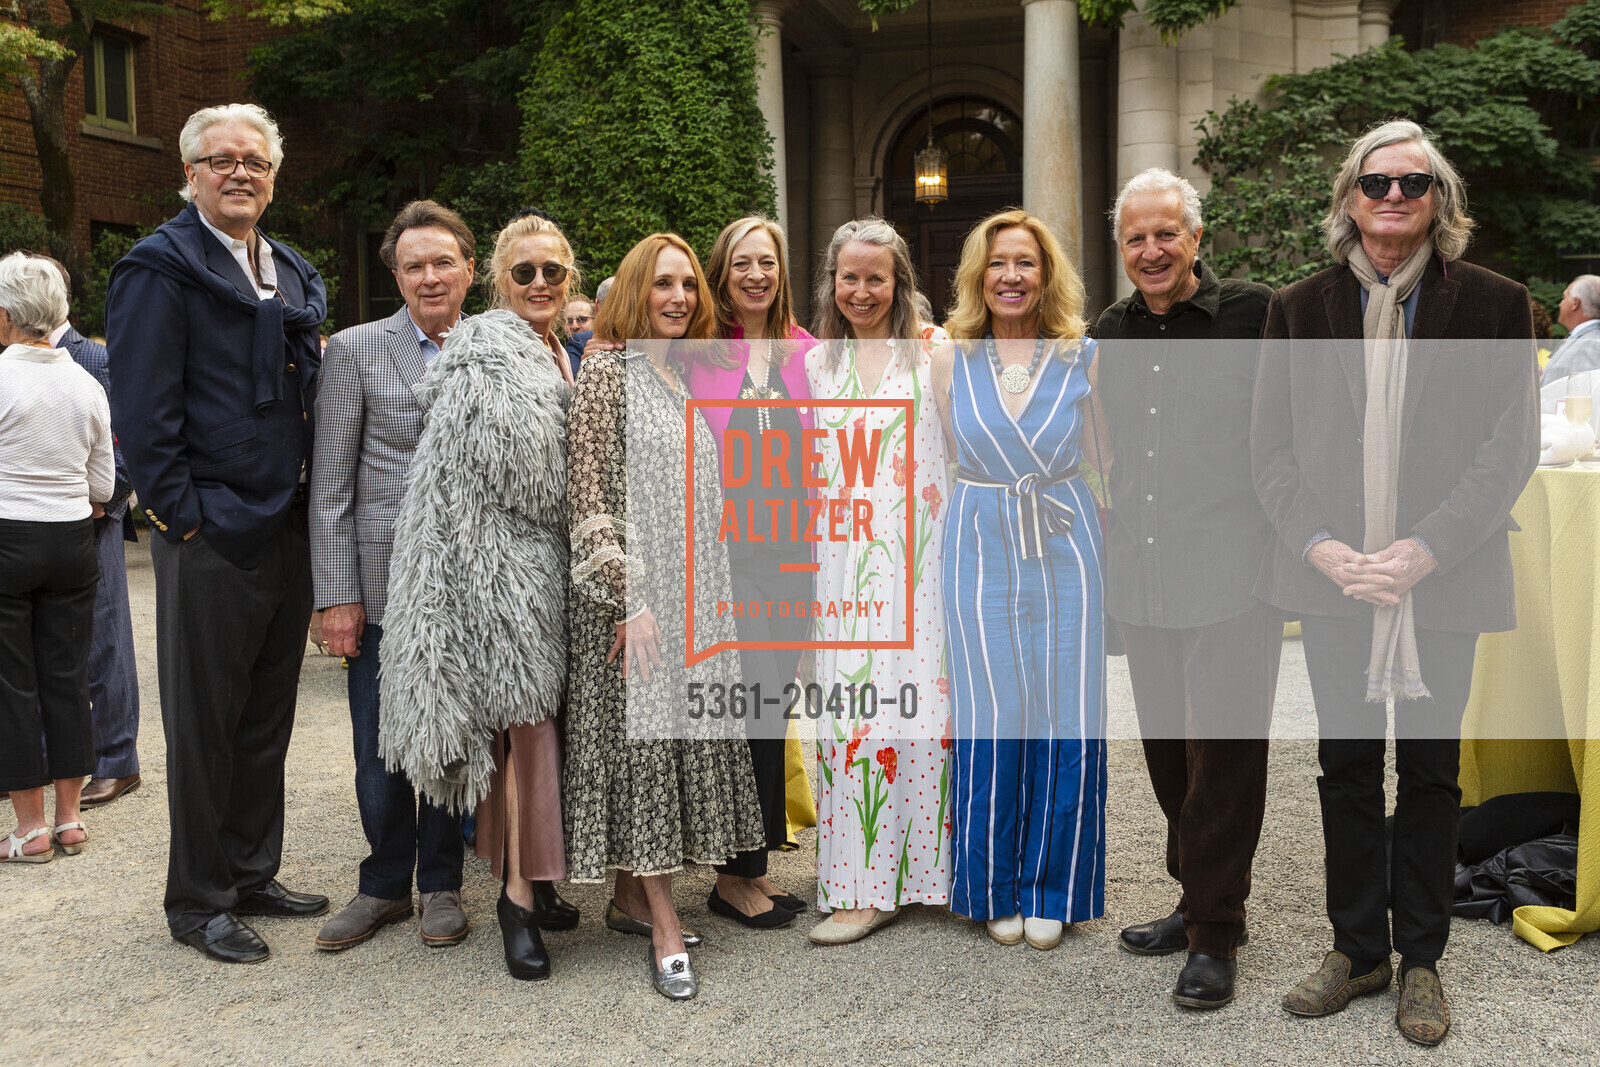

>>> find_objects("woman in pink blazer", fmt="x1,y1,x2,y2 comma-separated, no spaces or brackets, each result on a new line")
686,216,816,929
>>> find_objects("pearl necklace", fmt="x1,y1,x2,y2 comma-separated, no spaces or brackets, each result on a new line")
739,339,780,432
986,335,1048,394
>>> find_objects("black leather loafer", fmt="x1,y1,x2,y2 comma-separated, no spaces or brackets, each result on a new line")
175,912,269,964
234,879,330,918
498,890,552,981
707,886,795,928
1174,952,1237,1009
1119,910,1248,956
531,880,580,932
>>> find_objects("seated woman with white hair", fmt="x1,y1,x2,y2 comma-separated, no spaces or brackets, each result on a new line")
0,251,114,862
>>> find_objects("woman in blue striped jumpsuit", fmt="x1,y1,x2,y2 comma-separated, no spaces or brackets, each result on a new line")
933,210,1108,950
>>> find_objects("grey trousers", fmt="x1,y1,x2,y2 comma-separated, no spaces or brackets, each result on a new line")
87,516,140,778
150,514,312,936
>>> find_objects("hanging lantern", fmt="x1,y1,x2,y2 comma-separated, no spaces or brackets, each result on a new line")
915,140,948,205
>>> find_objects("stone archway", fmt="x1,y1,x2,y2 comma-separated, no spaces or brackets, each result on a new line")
883,96,1023,321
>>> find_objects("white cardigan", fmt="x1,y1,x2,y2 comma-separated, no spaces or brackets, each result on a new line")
0,343,114,521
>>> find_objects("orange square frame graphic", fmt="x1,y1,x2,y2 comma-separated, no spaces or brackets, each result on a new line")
684,398,915,668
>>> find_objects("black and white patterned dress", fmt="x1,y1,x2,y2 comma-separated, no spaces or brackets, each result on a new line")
563,349,765,880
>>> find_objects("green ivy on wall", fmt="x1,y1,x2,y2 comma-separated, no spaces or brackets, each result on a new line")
520,0,777,280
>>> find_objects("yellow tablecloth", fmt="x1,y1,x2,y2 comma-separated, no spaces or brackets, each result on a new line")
1461,467,1600,950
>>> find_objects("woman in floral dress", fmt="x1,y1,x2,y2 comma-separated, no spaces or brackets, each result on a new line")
564,233,765,999
805,217,951,944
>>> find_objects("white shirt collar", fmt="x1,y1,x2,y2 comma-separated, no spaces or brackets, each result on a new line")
47,322,71,348
196,208,278,299
1567,317,1600,342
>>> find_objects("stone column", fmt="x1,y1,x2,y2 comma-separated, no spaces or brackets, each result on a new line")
752,1,790,234
1114,6,1178,300
809,57,856,271
1358,0,1398,52
1021,0,1083,266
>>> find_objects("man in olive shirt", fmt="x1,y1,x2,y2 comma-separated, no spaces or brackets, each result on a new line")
1092,168,1281,1009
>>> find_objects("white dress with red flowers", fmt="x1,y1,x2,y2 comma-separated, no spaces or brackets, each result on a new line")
805,338,952,912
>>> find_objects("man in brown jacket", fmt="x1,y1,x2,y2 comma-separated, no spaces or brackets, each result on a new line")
1252,120,1538,1047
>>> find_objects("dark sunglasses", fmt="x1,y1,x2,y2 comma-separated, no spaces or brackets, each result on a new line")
1356,172,1434,200
510,261,569,286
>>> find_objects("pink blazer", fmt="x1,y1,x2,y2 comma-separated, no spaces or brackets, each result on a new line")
687,323,818,484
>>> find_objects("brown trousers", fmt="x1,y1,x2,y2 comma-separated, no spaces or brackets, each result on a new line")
1118,601,1284,958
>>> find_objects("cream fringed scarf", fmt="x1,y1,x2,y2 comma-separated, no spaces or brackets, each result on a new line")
1347,241,1433,702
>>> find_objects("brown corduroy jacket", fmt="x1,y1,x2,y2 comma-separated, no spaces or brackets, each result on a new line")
1251,254,1539,634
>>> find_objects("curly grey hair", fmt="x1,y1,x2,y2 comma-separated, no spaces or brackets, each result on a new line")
1110,167,1202,239
178,103,285,203
1323,119,1473,263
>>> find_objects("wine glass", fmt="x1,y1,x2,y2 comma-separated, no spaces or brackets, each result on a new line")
1566,371,1593,467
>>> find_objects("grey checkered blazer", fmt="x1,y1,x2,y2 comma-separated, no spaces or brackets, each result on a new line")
311,306,439,626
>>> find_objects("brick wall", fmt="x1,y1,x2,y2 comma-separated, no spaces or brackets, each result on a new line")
1389,0,1577,50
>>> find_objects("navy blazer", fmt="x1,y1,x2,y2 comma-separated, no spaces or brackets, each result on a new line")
59,325,137,542
565,329,589,379
106,204,325,569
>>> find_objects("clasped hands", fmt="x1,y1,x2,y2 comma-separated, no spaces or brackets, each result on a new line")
1307,537,1436,607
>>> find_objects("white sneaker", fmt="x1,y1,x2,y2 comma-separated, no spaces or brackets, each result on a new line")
1024,917,1064,949
987,914,1024,945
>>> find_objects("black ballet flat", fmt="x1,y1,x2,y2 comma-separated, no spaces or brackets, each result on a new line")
707,887,795,929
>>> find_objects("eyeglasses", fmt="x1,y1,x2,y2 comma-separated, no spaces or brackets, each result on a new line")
194,155,274,179
1356,172,1434,200
510,261,569,286
568,314,592,325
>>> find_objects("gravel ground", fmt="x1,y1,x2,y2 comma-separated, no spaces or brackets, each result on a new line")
3,543,1597,1066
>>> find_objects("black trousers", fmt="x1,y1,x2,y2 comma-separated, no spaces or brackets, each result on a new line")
1300,612,1478,965
716,554,807,879
1119,601,1283,958
0,518,98,791
150,512,313,936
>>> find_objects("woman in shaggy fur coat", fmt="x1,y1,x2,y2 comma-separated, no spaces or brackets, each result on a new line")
380,211,581,981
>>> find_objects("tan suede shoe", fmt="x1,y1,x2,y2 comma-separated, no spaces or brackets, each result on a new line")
419,890,469,947
314,893,413,951
1282,951,1392,1017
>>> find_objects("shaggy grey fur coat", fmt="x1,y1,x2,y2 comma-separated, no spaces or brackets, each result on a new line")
378,310,570,813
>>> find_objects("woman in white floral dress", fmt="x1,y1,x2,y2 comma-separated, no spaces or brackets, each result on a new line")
805,218,951,944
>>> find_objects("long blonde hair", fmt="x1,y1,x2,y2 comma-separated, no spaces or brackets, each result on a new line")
944,209,1086,342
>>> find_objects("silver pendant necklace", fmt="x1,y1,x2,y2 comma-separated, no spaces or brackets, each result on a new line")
987,335,1049,394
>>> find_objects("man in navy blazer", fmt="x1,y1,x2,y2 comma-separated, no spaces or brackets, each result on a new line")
106,104,329,965
35,256,143,806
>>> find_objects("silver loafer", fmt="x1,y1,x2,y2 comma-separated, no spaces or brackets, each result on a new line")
648,944,698,1000
606,900,704,947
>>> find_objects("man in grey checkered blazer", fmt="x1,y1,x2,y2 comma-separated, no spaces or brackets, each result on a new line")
309,201,476,952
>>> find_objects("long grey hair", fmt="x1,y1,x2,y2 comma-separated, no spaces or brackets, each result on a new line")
810,216,923,373
1323,119,1474,264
